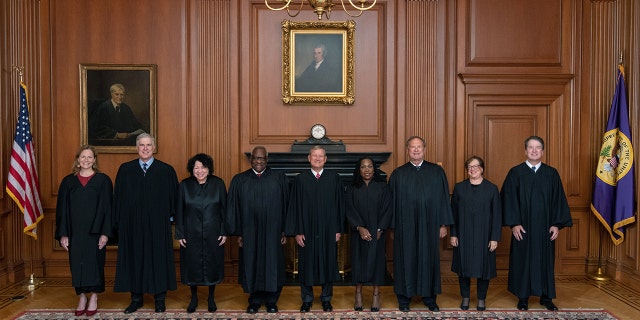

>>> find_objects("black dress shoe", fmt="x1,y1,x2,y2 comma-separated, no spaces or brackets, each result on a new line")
517,298,529,310
154,300,166,313
322,301,333,312
427,303,440,312
477,299,486,311
208,301,217,312
266,303,278,313
460,297,470,310
399,305,410,312
246,303,260,314
354,305,363,311
541,300,558,311
187,299,197,313
300,301,312,312
124,301,143,314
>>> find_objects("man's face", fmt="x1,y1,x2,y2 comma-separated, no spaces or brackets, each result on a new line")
250,148,267,173
111,89,125,105
308,148,327,171
407,138,425,163
137,137,155,162
313,48,324,63
525,139,544,163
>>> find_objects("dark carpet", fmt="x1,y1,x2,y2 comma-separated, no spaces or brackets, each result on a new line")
13,308,620,319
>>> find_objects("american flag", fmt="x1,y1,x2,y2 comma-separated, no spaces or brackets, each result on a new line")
5,82,44,239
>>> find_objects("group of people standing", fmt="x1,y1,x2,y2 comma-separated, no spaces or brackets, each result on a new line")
55,133,572,316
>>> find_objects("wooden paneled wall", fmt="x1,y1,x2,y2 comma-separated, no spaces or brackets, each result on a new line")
1,0,639,290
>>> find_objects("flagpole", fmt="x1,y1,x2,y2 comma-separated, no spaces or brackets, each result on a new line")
589,227,610,281
11,66,44,289
24,236,44,289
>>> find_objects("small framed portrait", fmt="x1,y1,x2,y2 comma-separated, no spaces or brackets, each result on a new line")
282,20,355,105
79,64,157,153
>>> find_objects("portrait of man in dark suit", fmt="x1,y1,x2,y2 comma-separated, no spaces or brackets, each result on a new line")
89,83,146,146
293,34,344,94
81,65,155,150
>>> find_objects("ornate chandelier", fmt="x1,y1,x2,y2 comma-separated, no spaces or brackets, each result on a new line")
265,0,377,20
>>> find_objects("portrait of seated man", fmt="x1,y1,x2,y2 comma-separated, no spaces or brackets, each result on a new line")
295,43,342,93
89,83,146,146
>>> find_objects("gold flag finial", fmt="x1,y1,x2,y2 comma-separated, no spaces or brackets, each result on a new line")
618,51,623,65
12,65,24,82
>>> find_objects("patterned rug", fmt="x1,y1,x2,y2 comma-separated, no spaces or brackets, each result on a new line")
13,308,620,320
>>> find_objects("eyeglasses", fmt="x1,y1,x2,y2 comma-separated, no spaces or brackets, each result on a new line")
467,165,481,170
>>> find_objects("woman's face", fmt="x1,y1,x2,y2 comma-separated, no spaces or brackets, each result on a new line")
78,149,95,170
193,160,210,183
359,159,374,183
467,159,483,179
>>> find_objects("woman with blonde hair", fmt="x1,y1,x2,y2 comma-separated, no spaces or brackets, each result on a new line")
55,145,112,316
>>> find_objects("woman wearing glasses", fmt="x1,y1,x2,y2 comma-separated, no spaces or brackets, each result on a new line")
450,156,502,311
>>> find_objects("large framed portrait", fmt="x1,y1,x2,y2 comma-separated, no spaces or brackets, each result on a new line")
282,20,355,105
79,64,156,153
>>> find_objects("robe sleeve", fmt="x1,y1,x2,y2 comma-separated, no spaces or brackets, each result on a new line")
284,176,302,236
94,174,113,237
225,175,241,236
501,168,521,227
278,172,290,233
55,177,71,241
489,183,503,241
550,169,573,229
377,183,392,230
450,183,460,237
388,171,398,230
345,186,365,230
217,179,228,236
436,167,454,226
174,181,187,240
335,174,346,234
112,164,127,232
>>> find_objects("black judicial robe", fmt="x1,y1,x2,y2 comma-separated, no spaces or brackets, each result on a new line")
345,180,392,285
501,162,573,299
389,161,453,298
227,168,288,293
55,173,113,291
113,159,178,294
285,170,345,286
450,179,502,280
175,175,227,286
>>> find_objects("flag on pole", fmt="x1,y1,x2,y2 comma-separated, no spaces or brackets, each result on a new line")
5,82,44,239
591,64,636,245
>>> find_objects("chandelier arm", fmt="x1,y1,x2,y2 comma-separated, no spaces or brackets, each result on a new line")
285,3,303,18
340,2,364,18
264,0,294,11
346,0,377,11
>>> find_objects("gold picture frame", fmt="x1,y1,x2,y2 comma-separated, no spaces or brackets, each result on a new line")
79,64,157,153
282,20,355,105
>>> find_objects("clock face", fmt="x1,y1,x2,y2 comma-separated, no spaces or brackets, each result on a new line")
311,124,326,139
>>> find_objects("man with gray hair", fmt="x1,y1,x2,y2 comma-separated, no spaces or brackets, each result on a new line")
89,83,145,144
